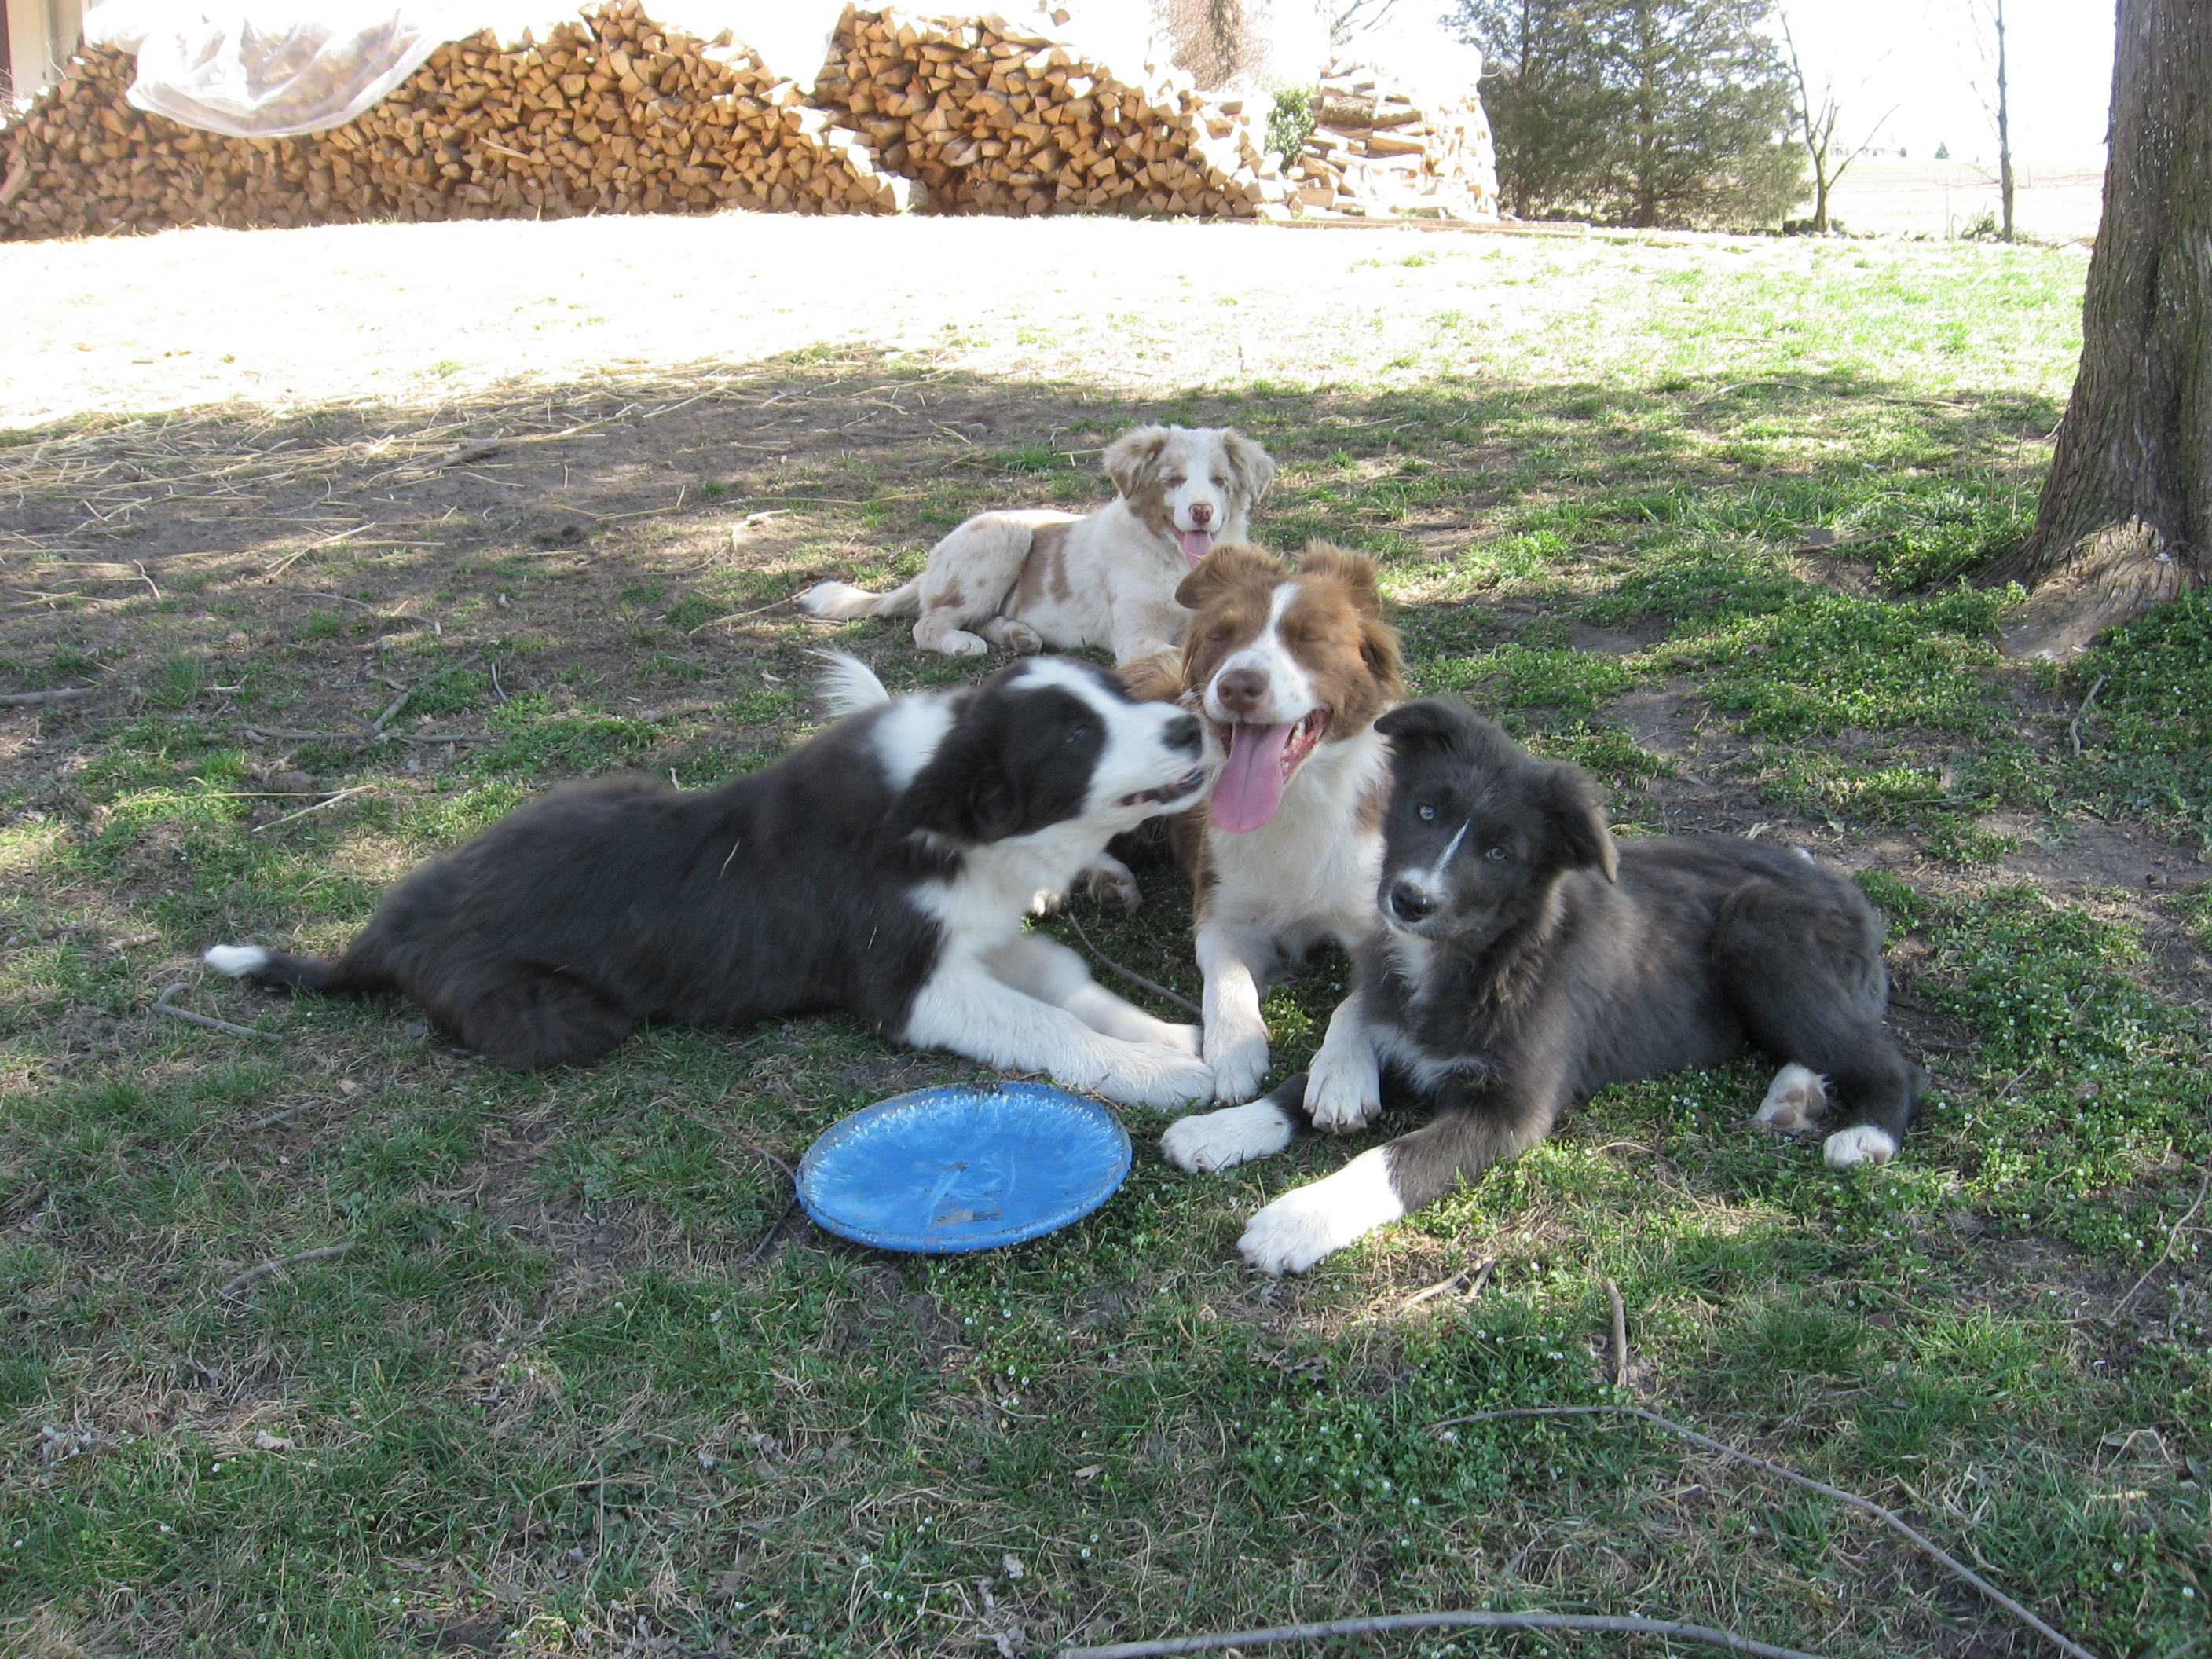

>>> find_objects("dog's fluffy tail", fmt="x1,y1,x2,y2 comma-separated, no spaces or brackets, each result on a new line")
800,577,922,621
203,943,341,993
815,650,892,716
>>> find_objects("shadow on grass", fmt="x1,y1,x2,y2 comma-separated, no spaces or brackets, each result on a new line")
2,353,2206,1659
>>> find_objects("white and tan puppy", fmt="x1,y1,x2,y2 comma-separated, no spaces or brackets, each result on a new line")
1164,544,1404,1103
801,424,1276,678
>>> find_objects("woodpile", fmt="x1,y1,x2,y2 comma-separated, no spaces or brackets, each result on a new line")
1287,62,1498,221
0,0,917,240
813,7,1289,219
0,3,1489,240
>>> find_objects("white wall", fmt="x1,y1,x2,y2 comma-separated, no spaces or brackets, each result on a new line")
7,0,86,105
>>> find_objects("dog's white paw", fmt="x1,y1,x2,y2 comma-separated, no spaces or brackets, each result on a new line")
1305,1042,1381,1133
1089,1046,1214,1109
1822,1123,1898,1170
1237,1148,1405,1275
1082,856,1142,914
1206,1029,1271,1104
1754,1063,1829,1136
997,620,1044,656
1161,1102,1295,1173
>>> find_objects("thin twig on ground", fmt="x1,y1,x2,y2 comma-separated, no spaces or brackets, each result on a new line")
1060,1610,1834,1659
1062,909,1201,1015
2112,1170,2211,1313
218,1243,352,1299
1423,1405,2100,1659
738,1140,801,1265
0,686,98,706
1605,1276,1630,1389
243,1099,326,1132
250,782,375,833
1403,1258,1496,1309
2070,672,2108,757
152,983,281,1042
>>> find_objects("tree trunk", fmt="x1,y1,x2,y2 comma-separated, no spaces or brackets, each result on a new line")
1995,0,2015,240
1991,0,2210,659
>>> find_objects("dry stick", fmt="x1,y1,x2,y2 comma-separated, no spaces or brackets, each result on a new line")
1062,910,1202,1016
2112,1168,2212,1313
243,1099,323,1132
2068,672,2108,758
1060,1610,1835,1659
152,983,281,1042
1423,1406,2101,1659
218,1243,352,1299
1403,1257,1496,1309
251,782,375,834
1605,1277,1630,1389
737,1141,800,1265
0,686,99,706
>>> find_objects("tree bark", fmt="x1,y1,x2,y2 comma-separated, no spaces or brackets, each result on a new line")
1995,0,2015,240
1991,0,2211,659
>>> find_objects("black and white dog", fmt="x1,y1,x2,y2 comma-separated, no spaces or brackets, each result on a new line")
206,655,1218,1105
1163,698,1922,1273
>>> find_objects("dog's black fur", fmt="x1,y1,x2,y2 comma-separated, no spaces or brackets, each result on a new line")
1264,698,1921,1214
204,658,1202,1071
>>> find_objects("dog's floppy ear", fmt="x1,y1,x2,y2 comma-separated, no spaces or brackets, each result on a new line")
1174,540,1287,610
1359,616,1405,701
1297,541,1384,618
1539,760,1617,883
1104,425,1170,497
1375,697,1478,752
1220,428,1277,504
892,723,1027,844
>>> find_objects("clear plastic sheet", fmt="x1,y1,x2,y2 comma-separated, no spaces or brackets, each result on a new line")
76,1,852,140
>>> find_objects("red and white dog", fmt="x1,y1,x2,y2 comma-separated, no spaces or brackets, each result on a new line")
801,424,1276,681
1164,543,1404,1108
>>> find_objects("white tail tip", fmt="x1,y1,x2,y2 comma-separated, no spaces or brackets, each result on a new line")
203,945,269,977
815,650,892,716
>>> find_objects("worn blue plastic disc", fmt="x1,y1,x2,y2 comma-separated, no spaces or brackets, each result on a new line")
797,1082,1132,1254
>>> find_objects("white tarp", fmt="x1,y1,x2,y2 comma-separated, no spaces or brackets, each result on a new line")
76,1,849,140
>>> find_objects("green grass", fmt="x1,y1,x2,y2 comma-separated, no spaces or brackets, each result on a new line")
5,233,2210,1658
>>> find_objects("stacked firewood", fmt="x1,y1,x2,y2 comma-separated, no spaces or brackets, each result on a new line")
0,4,1488,240
0,0,916,240
811,7,1287,218
1287,64,1498,220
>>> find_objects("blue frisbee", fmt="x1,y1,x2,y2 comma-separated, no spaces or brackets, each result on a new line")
796,1082,1131,1254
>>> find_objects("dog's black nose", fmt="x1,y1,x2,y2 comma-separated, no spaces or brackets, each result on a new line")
1390,882,1437,923
1163,712,1202,754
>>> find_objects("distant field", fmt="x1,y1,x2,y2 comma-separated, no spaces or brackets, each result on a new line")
3,214,2207,1659
1824,160,2104,243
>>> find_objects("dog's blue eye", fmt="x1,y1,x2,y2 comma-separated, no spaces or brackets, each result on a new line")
1487,846,1509,862
1418,804,1436,822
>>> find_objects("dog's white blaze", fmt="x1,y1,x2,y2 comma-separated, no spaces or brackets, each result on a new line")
872,696,956,792
1822,1123,1898,1169
1238,1146,1406,1275
815,650,892,715
203,945,269,977
1162,431,1232,533
1159,1101,1297,1172
1203,584,1321,727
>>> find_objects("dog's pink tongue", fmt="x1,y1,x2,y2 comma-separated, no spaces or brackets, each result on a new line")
1211,722,1293,833
1177,529,1214,566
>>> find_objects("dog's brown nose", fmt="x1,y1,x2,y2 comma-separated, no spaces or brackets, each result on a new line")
1188,500,1214,526
1214,667,1268,717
